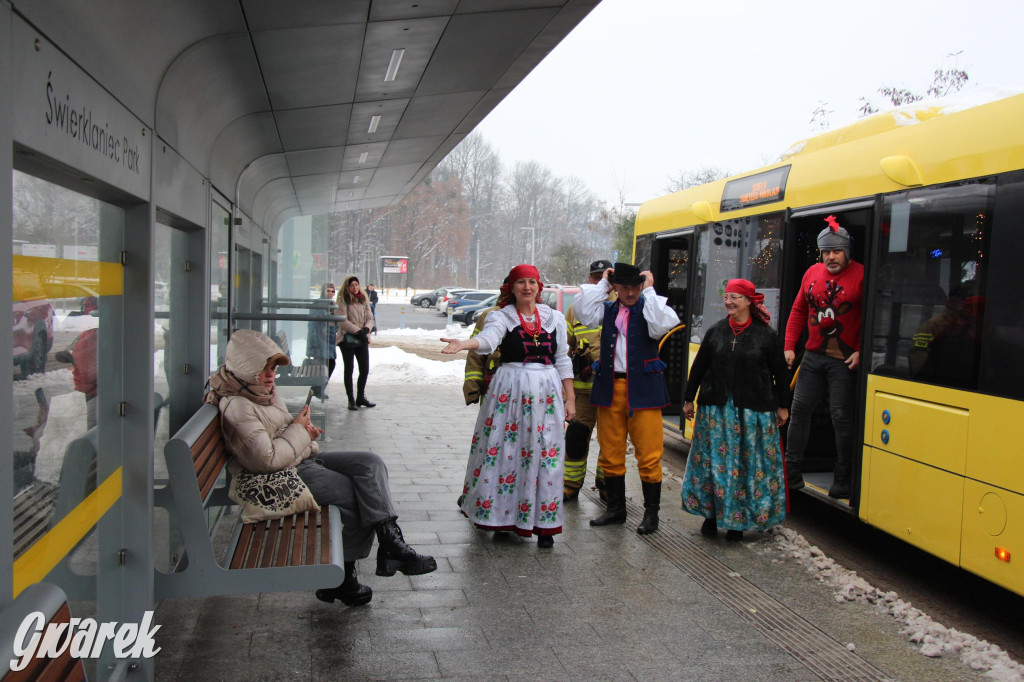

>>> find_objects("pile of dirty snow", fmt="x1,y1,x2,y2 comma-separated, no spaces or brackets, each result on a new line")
767,527,1024,681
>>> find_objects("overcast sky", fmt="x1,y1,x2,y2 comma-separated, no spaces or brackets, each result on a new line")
474,0,1024,207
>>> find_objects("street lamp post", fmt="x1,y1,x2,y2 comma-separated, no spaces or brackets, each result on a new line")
520,226,535,264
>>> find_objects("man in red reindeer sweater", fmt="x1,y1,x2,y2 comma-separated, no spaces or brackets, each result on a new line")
784,216,863,498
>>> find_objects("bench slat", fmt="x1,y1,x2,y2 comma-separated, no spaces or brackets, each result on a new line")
290,514,305,566
320,508,331,565
275,515,294,566
260,519,282,569
305,512,317,565
229,522,255,570
244,523,264,569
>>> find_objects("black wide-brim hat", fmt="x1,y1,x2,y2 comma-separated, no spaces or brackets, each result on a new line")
610,262,644,286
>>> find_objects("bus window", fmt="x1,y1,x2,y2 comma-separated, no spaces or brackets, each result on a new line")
979,171,1024,399
634,234,653,272
870,181,994,389
690,212,784,342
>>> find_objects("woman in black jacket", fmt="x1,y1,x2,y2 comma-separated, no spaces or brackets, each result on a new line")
681,279,789,541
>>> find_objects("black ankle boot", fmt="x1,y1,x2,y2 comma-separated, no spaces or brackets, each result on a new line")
636,480,661,535
700,517,718,537
590,475,627,526
315,562,372,606
375,520,437,576
356,395,376,408
537,535,554,548
347,396,358,410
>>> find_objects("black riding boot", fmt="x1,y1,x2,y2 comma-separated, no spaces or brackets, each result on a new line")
375,520,437,576
590,475,627,526
315,561,372,606
636,480,661,535
356,394,376,408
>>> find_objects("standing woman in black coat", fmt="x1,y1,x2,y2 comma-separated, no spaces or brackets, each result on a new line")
681,279,789,541
337,275,376,410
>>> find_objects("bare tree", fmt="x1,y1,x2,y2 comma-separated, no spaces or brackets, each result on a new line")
663,165,730,194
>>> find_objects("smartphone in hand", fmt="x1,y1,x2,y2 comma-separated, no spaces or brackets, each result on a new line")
304,387,315,407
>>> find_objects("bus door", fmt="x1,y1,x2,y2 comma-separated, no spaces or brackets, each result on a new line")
782,202,875,504
650,231,692,421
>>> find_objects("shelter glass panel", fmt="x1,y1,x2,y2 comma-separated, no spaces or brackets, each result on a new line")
11,169,124,612
210,203,230,371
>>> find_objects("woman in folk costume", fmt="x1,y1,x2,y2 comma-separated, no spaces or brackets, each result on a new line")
441,264,575,548
681,279,789,541
206,329,436,607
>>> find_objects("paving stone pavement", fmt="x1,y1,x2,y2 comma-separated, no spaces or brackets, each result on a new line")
153,383,986,681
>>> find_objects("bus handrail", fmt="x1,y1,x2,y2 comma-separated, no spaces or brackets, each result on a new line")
658,324,686,352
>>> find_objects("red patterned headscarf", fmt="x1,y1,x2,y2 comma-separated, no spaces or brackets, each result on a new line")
725,278,770,324
499,264,544,308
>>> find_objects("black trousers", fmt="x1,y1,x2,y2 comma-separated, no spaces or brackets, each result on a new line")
339,343,370,399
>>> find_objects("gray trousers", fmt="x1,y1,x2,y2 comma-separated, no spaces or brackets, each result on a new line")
297,450,397,561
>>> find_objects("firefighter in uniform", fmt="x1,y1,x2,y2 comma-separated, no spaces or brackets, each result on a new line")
462,279,507,405
563,259,614,502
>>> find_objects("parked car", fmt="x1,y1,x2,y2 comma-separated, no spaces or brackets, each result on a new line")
410,288,443,308
452,294,499,325
436,288,474,314
13,269,54,379
446,290,498,318
540,285,580,313
410,285,466,308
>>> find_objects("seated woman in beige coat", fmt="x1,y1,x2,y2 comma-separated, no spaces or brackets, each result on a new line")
205,329,436,607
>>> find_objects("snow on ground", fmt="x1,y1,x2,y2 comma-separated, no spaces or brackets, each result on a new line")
766,527,1024,681
364,344,464,385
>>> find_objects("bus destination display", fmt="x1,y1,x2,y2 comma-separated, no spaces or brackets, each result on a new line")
720,166,791,212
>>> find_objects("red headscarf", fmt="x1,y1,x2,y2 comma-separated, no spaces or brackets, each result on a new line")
725,279,770,324
499,264,544,308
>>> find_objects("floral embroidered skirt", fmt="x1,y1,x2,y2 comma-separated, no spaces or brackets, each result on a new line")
681,395,786,531
458,362,565,536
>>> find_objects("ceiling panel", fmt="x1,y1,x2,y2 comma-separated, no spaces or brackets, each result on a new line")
415,9,559,96
369,0,459,21
285,149,343,177
341,142,390,171
252,24,365,109
355,17,450,102
241,0,370,31
380,136,448,166
275,105,352,151
394,91,486,139
347,99,411,146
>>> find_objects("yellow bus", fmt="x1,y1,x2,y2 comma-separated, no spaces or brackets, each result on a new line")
634,91,1024,597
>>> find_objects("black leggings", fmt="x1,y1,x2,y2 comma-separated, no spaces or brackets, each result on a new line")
339,343,370,399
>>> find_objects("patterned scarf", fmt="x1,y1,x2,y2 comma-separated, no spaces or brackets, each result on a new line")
204,365,275,407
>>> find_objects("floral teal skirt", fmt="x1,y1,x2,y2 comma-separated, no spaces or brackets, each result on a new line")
681,396,786,531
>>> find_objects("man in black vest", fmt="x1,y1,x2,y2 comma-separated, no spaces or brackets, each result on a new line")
574,263,680,534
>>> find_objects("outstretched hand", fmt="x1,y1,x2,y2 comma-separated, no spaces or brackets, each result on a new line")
441,337,466,354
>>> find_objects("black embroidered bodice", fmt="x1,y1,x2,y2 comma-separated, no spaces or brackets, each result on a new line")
499,327,555,365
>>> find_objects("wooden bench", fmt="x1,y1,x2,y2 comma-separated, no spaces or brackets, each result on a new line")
272,331,329,390
155,403,344,600
0,583,87,682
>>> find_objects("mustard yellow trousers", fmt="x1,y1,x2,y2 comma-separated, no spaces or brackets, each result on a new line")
596,378,664,483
